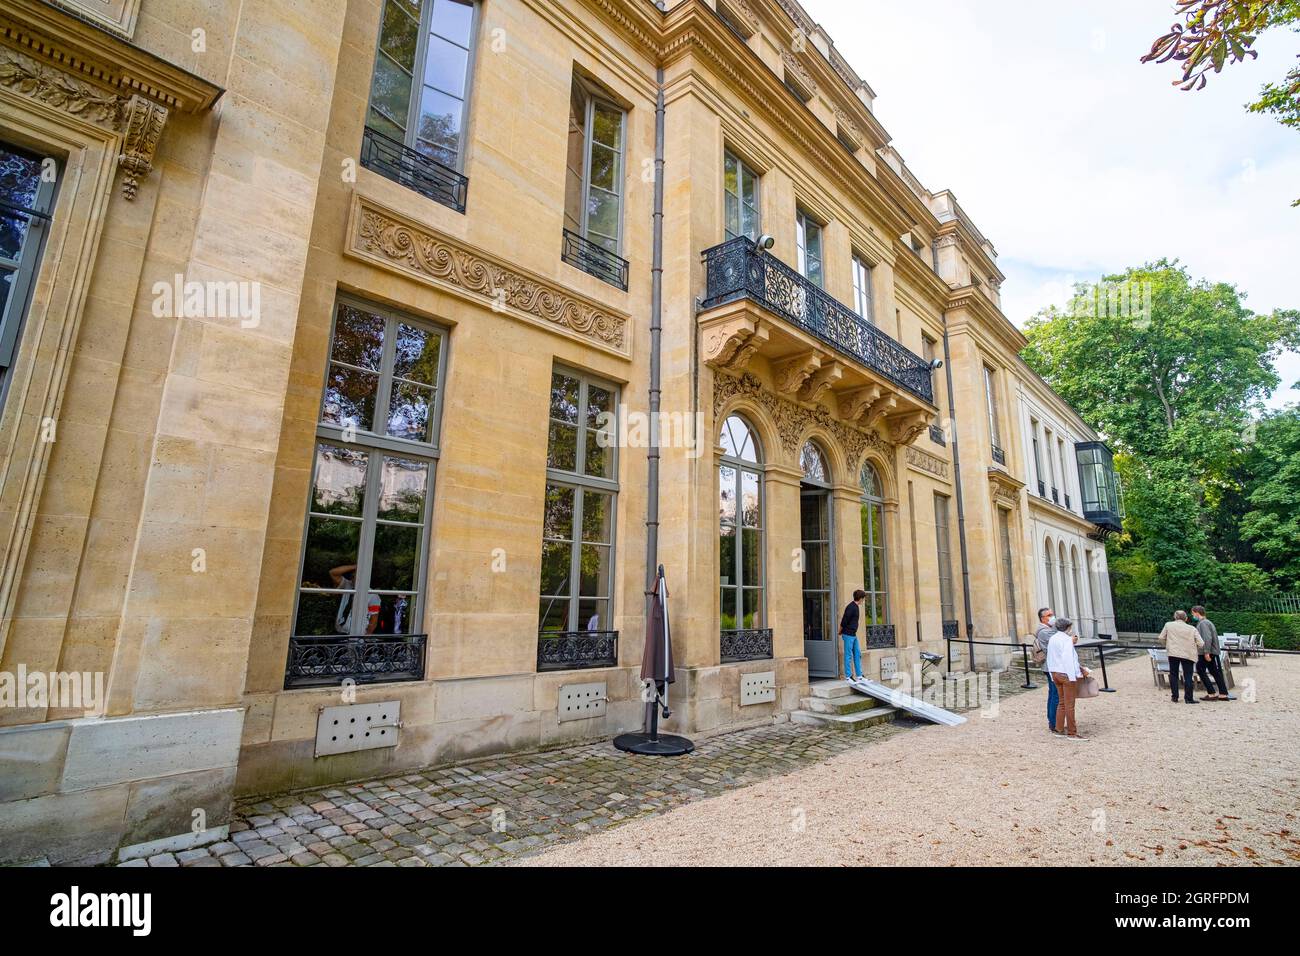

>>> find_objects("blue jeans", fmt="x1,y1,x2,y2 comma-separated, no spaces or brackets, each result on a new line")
841,633,862,679
1046,672,1059,730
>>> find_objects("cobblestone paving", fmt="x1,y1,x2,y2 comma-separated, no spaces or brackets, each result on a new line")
119,651,1140,868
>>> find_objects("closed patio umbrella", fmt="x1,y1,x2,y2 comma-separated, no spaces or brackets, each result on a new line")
614,565,694,756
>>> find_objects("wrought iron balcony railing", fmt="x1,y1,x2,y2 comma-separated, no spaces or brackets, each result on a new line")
1065,493,1072,510
537,630,618,671
865,624,896,649
929,424,946,446
1037,479,1046,497
562,228,629,290
721,627,773,662
285,634,426,689
700,237,934,404
360,126,468,213
1051,486,1059,504
941,620,960,640
991,444,1006,465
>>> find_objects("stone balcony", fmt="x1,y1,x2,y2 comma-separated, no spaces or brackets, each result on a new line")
698,237,936,444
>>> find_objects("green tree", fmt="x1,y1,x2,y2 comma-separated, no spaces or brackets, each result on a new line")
1022,261,1299,595
1237,406,1300,584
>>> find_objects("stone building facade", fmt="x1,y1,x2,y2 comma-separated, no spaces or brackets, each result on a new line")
0,0,1118,864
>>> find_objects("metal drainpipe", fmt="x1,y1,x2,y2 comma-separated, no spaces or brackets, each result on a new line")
645,64,665,635
941,310,976,670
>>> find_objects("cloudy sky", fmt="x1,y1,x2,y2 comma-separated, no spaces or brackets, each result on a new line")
804,0,1299,409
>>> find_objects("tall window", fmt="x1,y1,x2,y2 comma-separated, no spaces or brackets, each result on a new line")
366,0,478,169
540,369,618,633
1058,541,1071,617
719,415,764,630
1,142,57,409
293,297,446,644
723,150,760,241
998,509,1018,637
860,462,888,625
795,208,823,288
933,493,956,624
565,74,626,255
851,253,873,323
1030,419,1044,491
1043,539,1056,610
983,364,1002,451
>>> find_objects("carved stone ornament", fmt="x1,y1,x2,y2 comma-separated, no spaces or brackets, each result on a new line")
832,106,860,143
352,199,628,352
117,93,168,199
702,316,768,372
0,47,128,128
889,411,930,446
906,446,949,480
714,371,893,476
719,0,760,34
772,351,821,395
796,361,841,404
781,51,817,96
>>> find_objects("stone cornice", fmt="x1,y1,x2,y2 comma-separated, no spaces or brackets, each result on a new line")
346,192,630,356
0,0,222,113
946,286,1027,356
1027,492,1097,532
893,242,952,310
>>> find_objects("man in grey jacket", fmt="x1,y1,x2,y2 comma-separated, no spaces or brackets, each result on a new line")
1034,607,1058,732
1192,605,1232,701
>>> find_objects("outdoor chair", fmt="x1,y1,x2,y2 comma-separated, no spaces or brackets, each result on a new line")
1148,648,1169,689
1248,634,1264,658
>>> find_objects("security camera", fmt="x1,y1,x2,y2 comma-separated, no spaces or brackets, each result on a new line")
756,234,775,250
929,359,944,370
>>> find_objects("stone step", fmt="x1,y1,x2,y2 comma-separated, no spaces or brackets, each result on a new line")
790,706,897,731
808,680,856,699
800,693,882,716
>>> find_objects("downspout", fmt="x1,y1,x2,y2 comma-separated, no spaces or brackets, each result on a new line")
645,61,665,625
941,310,976,670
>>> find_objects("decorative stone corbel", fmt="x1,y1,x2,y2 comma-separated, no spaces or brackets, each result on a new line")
117,93,168,199
702,316,767,372
889,411,931,446
773,351,821,396
863,394,898,428
837,384,881,423
796,361,841,404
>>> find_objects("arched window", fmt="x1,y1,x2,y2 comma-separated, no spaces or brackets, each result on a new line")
1071,545,1086,634
860,461,888,625
800,440,829,484
1058,541,1071,618
1044,538,1057,611
719,415,763,631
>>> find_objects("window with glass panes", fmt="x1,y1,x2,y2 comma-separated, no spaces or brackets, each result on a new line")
860,462,888,625
564,76,625,254
723,150,760,241
933,493,956,623
998,508,1018,637
719,414,764,630
0,142,57,410
851,253,873,322
795,208,823,288
366,0,477,169
983,364,1002,449
293,297,446,643
540,369,618,633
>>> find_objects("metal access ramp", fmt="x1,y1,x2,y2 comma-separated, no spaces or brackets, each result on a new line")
847,677,967,726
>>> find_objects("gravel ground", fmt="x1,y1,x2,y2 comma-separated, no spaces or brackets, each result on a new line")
519,653,1300,866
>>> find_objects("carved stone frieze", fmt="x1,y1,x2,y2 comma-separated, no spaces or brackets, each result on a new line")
905,446,949,480
781,51,817,95
351,198,628,352
0,47,128,128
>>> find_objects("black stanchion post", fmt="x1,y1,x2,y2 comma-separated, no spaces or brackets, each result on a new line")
1020,643,1036,689
1096,643,1116,693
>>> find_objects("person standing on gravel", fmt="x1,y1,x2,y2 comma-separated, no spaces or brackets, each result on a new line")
1034,607,1058,733
1046,617,1089,740
1191,605,1231,701
1158,609,1204,704
839,589,866,682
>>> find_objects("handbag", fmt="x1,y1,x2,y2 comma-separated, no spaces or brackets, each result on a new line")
1074,675,1099,699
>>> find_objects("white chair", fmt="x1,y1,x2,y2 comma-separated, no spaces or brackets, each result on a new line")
1148,648,1170,689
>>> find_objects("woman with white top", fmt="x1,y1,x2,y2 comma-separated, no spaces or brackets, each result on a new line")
1046,617,1090,741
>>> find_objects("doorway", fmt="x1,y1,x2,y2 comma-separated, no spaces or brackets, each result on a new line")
801,487,836,678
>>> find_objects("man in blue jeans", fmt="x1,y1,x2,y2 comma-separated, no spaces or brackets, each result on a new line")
840,589,867,681
1034,607,1058,732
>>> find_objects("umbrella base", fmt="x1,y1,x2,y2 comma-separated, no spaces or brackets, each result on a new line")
613,732,695,756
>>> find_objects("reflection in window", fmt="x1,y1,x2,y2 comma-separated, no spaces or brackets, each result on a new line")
796,208,823,288
293,297,446,643
565,74,626,255
724,150,761,242
860,462,888,626
800,440,829,484
366,0,478,169
540,368,619,632
0,141,58,410
719,414,764,630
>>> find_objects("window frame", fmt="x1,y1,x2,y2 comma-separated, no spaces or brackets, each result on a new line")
365,0,480,172
540,366,620,634
0,141,58,408
860,461,889,626
983,363,1002,450
795,207,824,288
933,492,956,624
723,148,761,242
291,294,448,646
718,414,765,631
566,74,627,256
851,252,874,323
